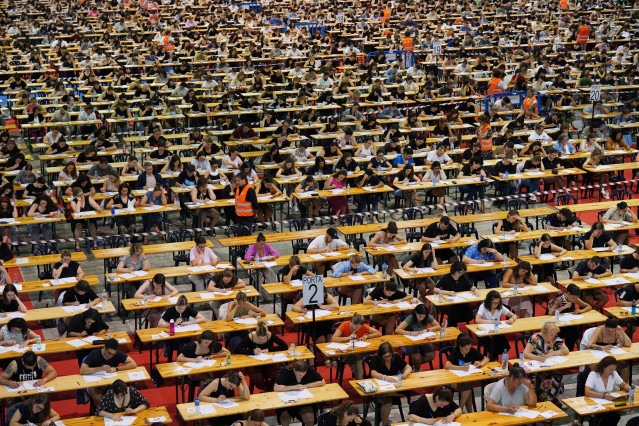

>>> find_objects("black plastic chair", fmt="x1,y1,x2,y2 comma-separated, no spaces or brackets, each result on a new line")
225,225,252,268
513,333,532,356
329,321,346,384
612,188,631,201
167,230,194,286
402,208,424,242
102,235,128,296
34,243,59,280
396,315,434,370
453,204,479,239
289,218,312,254
361,354,408,422
555,194,577,206
596,210,606,221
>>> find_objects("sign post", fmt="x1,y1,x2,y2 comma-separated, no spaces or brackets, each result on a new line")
589,84,602,145
302,275,324,358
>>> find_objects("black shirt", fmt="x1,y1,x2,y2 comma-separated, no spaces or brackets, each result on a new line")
545,212,574,228
424,222,458,240
276,365,323,386
493,161,516,175
237,333,287,355
462,149,480,161
369,285,407,301
618,283,639,302
409,394,460,419
25,183,49,197
583,230,612,248
369,353,407,376
161,306,198,322
149,149,170,160
542,156,561,170
176,170,198,186
448,346,484,366
83,347,128,368
460,163,482,177
67,312,107,336
52,260,80,278
575,260,607,276
178,341,223,358
62,287,98,305
621,254,639,271
0,299,19,313
437,273,473,293
280,265,308,281
383,143,402,155
357,174,381,187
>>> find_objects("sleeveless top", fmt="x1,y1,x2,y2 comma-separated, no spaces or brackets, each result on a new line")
233,305,249,318
359,145,374,157
200,378,235,399
551,294,576,313
13,361,43,381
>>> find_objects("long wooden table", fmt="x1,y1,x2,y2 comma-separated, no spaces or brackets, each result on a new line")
135,314,284,369
121,286,259,329
5,252,87,268
0,301,115,325
482,224,639,244
564,395,639,419
60,407,171,426
337,218,439,236
177,383,348,423
391,402,567,426
157,346,313,403
2,275,100,294
519,246,635,270
363,238,479,257
394,259,519,288
450,207,556,226
285,299,421,326
569,199,639,214
71,204,179,220
0,332,131,360
466,310,608,338
558,272,639,292
426,281,560,308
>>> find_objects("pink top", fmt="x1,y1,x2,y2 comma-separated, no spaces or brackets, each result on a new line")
189,246,218,265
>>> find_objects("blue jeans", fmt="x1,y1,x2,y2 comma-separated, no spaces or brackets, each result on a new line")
358,194,378,213
522,178,541,194
459,184,485,201
468,271,499,288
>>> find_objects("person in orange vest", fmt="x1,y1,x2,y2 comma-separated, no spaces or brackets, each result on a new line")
234,172,258,229
518,88,540,119
163,30,175,52
140,0,148,9
486,69,507,96
560,0,569,10
577,24,590,50
401,30,414,51
477,114,493,159
380,4,391,23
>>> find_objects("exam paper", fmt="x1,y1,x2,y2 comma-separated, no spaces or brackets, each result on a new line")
449,365,482,377
104,416,137,426
233,317,257,325
278,388,313,403
479,322,512,331
304,309,332,319
538,253,555,261
212,399,240,409
128,371,146,380
289,279,303,287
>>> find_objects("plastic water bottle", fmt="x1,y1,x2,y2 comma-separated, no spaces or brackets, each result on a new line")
630,386,635,405
432,174,437,186
169,319,175,336
35,336,41,351
282,188,287,198
14,273,18,286
494,318,499,333
57,208,61,220
439,289,444,302
555,306,560,322
513,281,518,296
226,353,231,365
143,293,148,305
374,299,378,313
632,300,636,316
318,171,322,179
504,170,509,179
546,220,551,230
111,205,115,215
289,341,296,356
255,253,260,266
174,196,180,207
349,242,354,252
382,262,388,279
396,371,402,388
501,229,506,239
440,319,446,339
194,397,200,415
347,183,351,190
107,329,112,339
450,140,454,151
480,173,484,182
501,349,509,372
101,289,108,310
519,350,525,366
618,241,623,253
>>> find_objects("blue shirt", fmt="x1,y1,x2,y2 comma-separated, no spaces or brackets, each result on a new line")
269,17,284,25
464,244,496,261
378,107,404,119
392,154,414,167
332,261,376,278
552,141,576,154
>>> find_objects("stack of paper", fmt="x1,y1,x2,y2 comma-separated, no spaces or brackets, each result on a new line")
602,277,631,286
213,399,240,409
449,365,482,377
278,388,313,403
326,342,349,350
304,309,332,319
289,279,303,287
538,253,555,261
415,267,436,274
233,317,258,325
478,322,512,331
83,372,118,382
174,324,202,333
105,416,137,426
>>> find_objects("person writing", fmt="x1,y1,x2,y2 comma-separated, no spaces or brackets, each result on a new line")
487,364,537,413
407,387,463,424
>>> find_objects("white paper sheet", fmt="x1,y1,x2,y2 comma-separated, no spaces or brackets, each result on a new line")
326,342,349,350
174,324,202,333
66,339,88,348
590,350,609,359
212,399,240,409
289,279,303,287
479,322,512,331
588,397,611,406
538,253,555,261
449,365,482,377
128,371,146,380
104,417,137,426
233,317,258,325
601,277,631,286
248,353,271,362
304,309,332,319
609,346,627,355
278,388,313,402
348,275,366,281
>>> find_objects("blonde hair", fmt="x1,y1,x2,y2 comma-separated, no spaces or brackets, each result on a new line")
541,321,559,334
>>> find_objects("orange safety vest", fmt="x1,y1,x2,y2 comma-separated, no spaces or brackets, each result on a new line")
523,96,536,110
401,37,414,51
140,0,148,8
381,9,390,23
478,124,493,151
577,25,589,42
163,35,175,51
486,77,504,96
560,0,569,9
235,184,255,217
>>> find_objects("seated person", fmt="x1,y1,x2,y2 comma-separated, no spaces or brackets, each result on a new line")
408,387,463,424
585,356,632,426
601,201,637,245
235,409,269,426
96,380,150,420
501,261,537,318
583,221,617,254
495,209,530,259
274,360,325,426
332,254,376,305
548,284,592,350
236,320,288,392
188,235,219,291
292,286,338,366
0,351,57,388
207,270,246,319
0,318,38,346
9,394,59,426
486,364,537,413
572,256,610,311
0,284,27,316
545,207,578,250
421,216,461,265
462,239,504,288
586,316,633,382
318,401,371,426
364,281,412,335
369,342,412,425
307,228,349,276
224,291,266,353
444,333,489,413
134,273,178,328
52,250,86,301
533,233,567,284
80,339,137,404
330,313,382,380
368,221,406,278
523,321,569,403
475,291,517,362
402,243,438,298
158,295,207,360
436,261,479,327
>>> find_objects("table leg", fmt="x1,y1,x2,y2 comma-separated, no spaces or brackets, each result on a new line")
374,394,381,426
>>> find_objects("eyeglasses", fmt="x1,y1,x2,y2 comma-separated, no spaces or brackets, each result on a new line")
382,354,393,359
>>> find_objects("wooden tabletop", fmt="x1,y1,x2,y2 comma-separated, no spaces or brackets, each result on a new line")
292,185,393,200
563,395,638,416
350,362,505,397
177,383,348,422
239,250,359,270
122,286,259,312
317,328,461,358
6,252,88,268
61,407,171,426
0,301,115,325
519,246,635,266
490,168,585,181
93,240,214,259
106,263,234,283
136,314,284,344
217,228,326,247
391,402,567,426
569,199,639,213
604,306,639,320
262,273,390,296
484,224,639,245
364,238,478,256
0,332,131,361
395,258,519,280
286,299,421,325
337,218,439,236
426,282,560,307
558,273,639,291
466,310,608,338
0,366,149,400
157,346,313,379
450,207,556,224
72,204,179,220
583,163,639,173
4,275,99,294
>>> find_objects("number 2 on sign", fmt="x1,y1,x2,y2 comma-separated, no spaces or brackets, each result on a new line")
303,275,324,305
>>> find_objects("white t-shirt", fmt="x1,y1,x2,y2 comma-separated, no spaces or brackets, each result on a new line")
477,304,511,322
222,155,243,168
529,131,550,142
308,235,347,251
426,151,451,164
585,371,624,394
